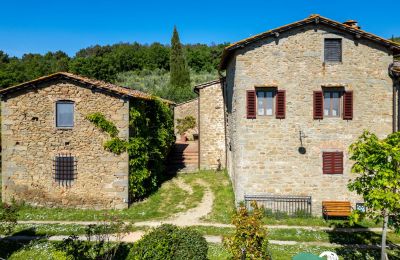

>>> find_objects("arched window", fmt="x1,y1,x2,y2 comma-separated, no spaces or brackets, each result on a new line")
56,100,74,128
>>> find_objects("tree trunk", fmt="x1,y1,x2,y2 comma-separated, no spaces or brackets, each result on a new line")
381,213,389,260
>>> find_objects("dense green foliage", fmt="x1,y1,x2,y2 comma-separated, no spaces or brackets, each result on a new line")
0,203,19,235
114,69,217,102
169,27,192,102
348,130,400,259
86,98,174,201
224,201,271,260
176,116,196,136
0,42,227,93
129,224,208,260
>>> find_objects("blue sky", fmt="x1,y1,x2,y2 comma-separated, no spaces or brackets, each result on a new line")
1,0,399,57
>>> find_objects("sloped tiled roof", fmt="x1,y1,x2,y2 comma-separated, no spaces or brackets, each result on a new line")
193,78,225,94
0,72,174,104
220,14,400,69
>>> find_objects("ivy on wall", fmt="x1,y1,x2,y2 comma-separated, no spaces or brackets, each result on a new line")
86,98,175,201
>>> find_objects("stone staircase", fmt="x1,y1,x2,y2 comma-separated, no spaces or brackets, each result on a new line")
166,141,199,174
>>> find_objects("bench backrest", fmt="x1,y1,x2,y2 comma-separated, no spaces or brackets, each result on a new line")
322,201,351,215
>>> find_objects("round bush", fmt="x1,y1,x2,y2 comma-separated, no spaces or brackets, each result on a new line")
129,224,208,260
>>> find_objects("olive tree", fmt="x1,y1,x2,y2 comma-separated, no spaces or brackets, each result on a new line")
348,131,400,260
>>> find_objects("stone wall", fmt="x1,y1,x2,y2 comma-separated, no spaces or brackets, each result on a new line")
174,98,198,140
225,24,395,215
1,80,130,209
198,81,226,170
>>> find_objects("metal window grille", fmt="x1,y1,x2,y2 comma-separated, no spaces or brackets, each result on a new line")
244,194,312,217
53,154,77,186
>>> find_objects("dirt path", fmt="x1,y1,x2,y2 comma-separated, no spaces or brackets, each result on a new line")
135,180,214,227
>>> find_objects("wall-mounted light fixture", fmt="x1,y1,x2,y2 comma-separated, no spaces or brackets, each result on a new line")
298,130,307,154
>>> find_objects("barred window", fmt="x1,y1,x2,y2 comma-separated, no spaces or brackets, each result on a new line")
53,154,77,185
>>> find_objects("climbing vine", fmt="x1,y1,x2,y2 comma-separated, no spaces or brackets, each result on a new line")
86,98,174,201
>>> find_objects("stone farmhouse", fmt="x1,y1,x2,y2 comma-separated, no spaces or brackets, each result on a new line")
0,72,173,209
175,15,400,215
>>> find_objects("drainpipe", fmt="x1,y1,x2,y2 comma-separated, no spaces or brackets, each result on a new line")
390,61,400,132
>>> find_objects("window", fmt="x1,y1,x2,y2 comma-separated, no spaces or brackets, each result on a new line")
323,90,342,117
322,152,343,174
257,89,275,116
53,154,77,185
56,101,74,128
324,39,342,62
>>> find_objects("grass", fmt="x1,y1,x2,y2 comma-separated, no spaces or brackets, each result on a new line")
14,170,232,223
208,243,400,260
16,176,205,222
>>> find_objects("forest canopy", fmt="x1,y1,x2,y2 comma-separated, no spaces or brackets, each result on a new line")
0,42,227,102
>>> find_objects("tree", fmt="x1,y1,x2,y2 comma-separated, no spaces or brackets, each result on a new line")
348,130,400,260
169,26,191,101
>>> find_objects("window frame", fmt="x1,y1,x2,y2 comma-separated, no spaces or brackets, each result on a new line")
256,88,276,117
55,100,75,129
324,38,342,63
323,89,343,118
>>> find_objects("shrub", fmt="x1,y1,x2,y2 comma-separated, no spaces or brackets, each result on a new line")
223,201,271,260
176,116,196,136
129,224,208,260
0,202,19,235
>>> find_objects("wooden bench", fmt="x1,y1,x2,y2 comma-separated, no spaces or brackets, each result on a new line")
322,201,352,219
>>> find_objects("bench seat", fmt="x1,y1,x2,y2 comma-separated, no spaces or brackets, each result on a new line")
322,201,351,218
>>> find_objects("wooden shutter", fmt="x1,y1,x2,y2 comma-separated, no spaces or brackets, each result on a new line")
343,91,353,120
246,90,256,119
313,91,323,120
323,152,343,174
324,39,342,62
275,90,286,119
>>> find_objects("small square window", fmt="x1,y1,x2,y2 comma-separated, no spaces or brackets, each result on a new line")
322,151,343,174
324,39,342,63
53,154,77,185
56,101,74,128
323,90,342,117
256,89,275,116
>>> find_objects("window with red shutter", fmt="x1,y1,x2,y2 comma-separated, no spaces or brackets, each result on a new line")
343,91,353,120
313,91,323,119
276,90,286,119
246,90,256,119
323,152,343,174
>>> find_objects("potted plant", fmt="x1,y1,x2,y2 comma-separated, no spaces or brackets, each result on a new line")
176,116,196,142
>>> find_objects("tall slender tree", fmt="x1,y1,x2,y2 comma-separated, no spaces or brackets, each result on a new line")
169,26,191,102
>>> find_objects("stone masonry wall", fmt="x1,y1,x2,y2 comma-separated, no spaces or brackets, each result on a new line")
1,80,129,209
174,98,198,140
199,82,226,170
225,24,394,215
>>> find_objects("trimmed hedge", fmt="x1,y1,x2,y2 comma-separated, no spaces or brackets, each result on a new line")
129,224,208,260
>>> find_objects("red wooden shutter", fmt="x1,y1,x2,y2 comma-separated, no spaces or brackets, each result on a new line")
313,91,323,120
276,90,286,119
343,91,353,120
246,90,256,119
323,152,343,174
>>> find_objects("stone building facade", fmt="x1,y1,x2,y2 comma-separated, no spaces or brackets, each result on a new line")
197,15,400,215
0,72,170,209
195,80,226,170
173,98,198,140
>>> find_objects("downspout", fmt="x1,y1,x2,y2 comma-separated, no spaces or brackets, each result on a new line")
389,61,400,132
219,69,228,170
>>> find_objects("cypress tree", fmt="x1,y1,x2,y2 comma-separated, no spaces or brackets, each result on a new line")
169,26,191,100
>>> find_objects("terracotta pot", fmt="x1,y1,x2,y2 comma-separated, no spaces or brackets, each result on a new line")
180,134,187,142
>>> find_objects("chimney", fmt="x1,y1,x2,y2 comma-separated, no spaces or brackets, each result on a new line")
343,20,360,29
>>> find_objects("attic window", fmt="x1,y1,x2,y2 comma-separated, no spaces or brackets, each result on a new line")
56,101,74,128
324,39,342,63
